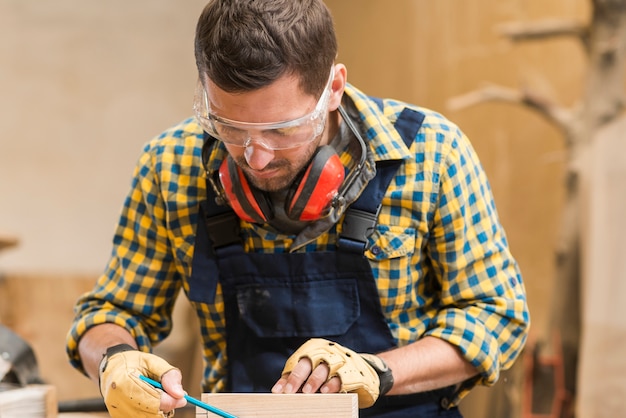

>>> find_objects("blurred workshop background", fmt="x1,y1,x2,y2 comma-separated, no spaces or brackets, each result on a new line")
1,0,624,417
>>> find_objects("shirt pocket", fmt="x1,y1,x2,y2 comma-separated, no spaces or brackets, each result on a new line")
364,225,419,316
365,225,417,260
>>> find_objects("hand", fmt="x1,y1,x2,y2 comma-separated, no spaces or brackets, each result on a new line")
99,344,187,417
271,339,393,408
271,353,342,395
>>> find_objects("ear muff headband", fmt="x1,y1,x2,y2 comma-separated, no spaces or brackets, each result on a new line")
219,157,273,223
286,145,345,221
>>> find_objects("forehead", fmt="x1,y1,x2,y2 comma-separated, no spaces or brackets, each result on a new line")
203,73,316,124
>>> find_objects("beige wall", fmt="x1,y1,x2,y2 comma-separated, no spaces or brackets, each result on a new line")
0,0,592,416
0,0,207,273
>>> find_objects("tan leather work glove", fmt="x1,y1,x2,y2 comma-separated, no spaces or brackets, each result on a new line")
99,344,179,418
282,338,394,408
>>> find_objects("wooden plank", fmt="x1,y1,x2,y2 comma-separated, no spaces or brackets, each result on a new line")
0,384,57,418
198,393,358,418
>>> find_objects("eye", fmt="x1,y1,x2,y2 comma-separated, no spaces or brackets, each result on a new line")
270,126,300,137
217,124,246,138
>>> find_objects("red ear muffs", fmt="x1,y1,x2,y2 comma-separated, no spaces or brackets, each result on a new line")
286,145,345,221
218,145,344,223
219,157,273,223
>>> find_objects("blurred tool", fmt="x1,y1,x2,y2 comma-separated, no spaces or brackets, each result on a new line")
0,325,43,386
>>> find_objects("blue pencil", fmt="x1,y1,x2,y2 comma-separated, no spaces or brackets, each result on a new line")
139,374,238,418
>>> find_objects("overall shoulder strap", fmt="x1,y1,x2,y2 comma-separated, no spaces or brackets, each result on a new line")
189,134,243,303
199,132,243,249
338,98,425,253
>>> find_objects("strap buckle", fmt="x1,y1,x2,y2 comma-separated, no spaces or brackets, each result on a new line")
204,211,241,249
338,206,380,252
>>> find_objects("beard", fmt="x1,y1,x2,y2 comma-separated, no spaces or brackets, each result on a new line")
233,138,321,192
236,158,295,191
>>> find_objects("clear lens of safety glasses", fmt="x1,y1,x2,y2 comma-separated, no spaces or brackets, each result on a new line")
193,68,334,150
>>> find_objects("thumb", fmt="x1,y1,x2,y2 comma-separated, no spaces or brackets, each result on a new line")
161,369,186,398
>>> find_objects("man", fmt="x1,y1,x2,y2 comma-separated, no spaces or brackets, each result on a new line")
67,0,530,417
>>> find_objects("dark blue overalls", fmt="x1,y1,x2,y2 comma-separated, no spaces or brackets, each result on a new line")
190,103,462,417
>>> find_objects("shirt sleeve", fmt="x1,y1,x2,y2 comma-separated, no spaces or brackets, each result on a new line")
66,143,182,374
424,126,530,402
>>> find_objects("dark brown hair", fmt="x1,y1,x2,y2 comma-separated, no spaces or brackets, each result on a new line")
194,0,337,96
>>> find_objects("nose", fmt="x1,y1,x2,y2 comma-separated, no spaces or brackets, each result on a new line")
244,141,275,171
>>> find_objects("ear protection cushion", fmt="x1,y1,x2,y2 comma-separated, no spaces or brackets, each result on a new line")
287,145,345,221
219,157,273,224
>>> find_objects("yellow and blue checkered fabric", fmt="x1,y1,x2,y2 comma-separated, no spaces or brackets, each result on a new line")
66,84,529,405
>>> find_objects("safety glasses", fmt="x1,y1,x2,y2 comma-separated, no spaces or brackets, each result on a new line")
194,68,334,150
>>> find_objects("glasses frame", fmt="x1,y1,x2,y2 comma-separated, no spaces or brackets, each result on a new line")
194,67,335,150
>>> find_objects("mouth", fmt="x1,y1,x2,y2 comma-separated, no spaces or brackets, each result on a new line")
246,167,282,180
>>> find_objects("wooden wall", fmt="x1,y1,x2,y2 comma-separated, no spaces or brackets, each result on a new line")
0,274,103,401
0,273,203,405
326,0,588,343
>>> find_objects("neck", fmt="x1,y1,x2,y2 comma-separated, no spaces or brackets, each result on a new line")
322,109,341,146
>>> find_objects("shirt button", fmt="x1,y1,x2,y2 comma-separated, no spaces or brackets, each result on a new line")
440,397,450,409
371,246,382,255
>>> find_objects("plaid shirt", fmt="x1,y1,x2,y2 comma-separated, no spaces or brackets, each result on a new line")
67,84,529,405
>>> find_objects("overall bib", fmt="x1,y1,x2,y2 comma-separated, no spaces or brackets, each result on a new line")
191,104,461,417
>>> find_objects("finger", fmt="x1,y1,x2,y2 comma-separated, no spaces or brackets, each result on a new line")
302,363,330,394
160,390,187,413
161,369,185,398
320,376,342,394
159,369,187,412
280,358,313,393
271,376,288,394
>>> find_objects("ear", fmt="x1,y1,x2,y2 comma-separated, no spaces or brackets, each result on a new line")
328,63,347,112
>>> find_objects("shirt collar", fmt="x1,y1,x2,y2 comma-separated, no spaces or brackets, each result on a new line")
342,83,413,163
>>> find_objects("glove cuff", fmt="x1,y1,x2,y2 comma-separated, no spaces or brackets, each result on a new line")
100,343,136,375
98,343,136,395
106,343,136,358
361,354,394,396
